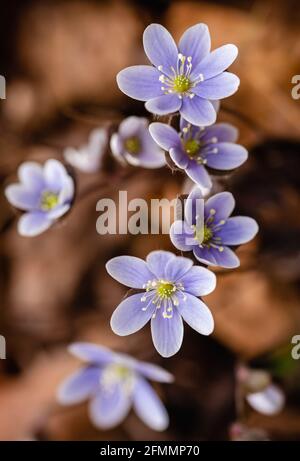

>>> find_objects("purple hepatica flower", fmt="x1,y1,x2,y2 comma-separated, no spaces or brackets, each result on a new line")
64,128,108,173
149,118,248,189
117,23,239,126
110,116,165,168
58,342,172,431
106,250,216,358
170,187,258,269
5,159,74,237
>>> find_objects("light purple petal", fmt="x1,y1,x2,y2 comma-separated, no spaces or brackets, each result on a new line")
68,343,114,364
63,147,95,173
202,123,238,143
58,176,74,204
135,362,174,383
170,220,196,251
47,204,70,220
135,130,166,168
17,211,52,237
149,123,181,151
89,383,131,429
106,256,154,288
181,96,216,126
177,293,214,335
193,246,217,266
110,293,155,336
133,377,169,431
185,186,204,226
151,308,183,358
18,162,45,190
119,116,147,138
193,245,240,269
143,24,178,77
44,159,69,192
207,246,240,268
196,44,238,80
217,216,258,245
117,65,162,101
193,72,240,100
186,163,212,189
145,94,182,116
57,367,101,405
179,24,211,74
5,184,40,211
165,256,193,281
63,129,107,173
205,143,248,170
130,151,166,169
246,385,285,415
205,191,235,222
110,133,126,163
124,153,164,169
169,147,189,168
146,250,176,279
179,266,216,296
89,128,107,154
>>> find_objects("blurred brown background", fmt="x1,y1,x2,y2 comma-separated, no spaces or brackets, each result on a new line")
0,0,300,441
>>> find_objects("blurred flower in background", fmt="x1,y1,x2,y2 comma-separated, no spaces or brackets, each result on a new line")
58,343,173,431
5,159,74,236
110,116,165,168
237,366,285,416
63,128,108,173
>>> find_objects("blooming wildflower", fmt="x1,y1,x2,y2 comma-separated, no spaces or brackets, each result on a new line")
170,187,258,268
106,250,216,358
110,116,165,168
5,159,74,237
58,342,173,431
117,23,239,126
149,118,248,189
63,128,108,173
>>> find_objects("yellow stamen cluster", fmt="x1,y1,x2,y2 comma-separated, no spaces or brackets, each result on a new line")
124,136,141,155
40,191,59,211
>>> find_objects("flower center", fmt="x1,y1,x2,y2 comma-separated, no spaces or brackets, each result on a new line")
124,136,141,155
184,139,200,157
40,191,59,211
173,75,191,93
202,225,213,244
157,281,176,298
158,54,204,99
192,224,213,244
101,364,133,394
141,279,186,319
191,208,227,252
